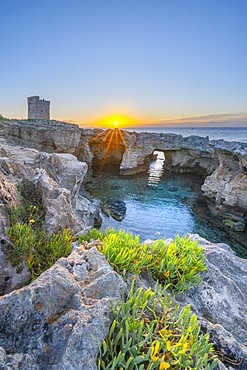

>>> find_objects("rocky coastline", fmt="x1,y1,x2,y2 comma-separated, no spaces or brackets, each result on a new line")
1,119,246,222
0,119,246,369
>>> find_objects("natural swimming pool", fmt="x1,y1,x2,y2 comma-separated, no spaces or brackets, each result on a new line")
86,155,247,258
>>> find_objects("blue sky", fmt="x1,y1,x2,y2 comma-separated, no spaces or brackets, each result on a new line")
1,0,247,126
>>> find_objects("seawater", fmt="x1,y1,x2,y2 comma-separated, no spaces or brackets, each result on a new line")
127,127,247,143
86,127,247,258
87,168,247,258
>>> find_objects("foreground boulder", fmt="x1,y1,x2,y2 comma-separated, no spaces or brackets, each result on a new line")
0,245,126,370
176,235,247,369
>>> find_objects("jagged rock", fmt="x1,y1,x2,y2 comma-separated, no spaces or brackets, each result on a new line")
202,156,247,215
0,246,126,370
176,235,247,369
0,236,31,295
0,168,32,294
0,143,101,294
33,168,86,234
0,120,82,154
102,199,127,221
120,132,218,175
0,143,100,233
74,194,102,229
39,152,88,200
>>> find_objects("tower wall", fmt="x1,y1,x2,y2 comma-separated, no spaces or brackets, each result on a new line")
28,96,50,120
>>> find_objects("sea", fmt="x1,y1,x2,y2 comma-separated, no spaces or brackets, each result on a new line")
86,126,247,258
126,126,247,143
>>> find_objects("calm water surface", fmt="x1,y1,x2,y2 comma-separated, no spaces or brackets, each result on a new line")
87,156,247,258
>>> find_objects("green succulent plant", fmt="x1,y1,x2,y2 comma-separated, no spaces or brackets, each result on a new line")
98,281,218,369
79,228,206,292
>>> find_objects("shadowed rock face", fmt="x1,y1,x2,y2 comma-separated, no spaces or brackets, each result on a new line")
88,128,126,174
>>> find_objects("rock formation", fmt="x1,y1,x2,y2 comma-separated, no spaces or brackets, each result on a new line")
201,142,247,217
101,199,127,221
0,143,100,294
0,119,246,231
176,234,247,369
120,132,219,176
0,245,126,370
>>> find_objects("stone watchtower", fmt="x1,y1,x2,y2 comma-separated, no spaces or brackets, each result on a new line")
27,96,50,120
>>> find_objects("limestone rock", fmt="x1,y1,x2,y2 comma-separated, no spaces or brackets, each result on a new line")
176,235,247,369
202,149,247,218
120,132,218,175
0,246,126,370
0,237,31,295
0,143,100,294
74,194,102,229
0,143,100,233
33,168,86,234
39,152,88,200
0,166,32,294
102,199,127,221
0,120,82,154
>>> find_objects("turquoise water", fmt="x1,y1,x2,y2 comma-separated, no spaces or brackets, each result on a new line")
87,162,247,258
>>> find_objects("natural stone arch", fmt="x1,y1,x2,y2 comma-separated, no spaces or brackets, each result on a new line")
88,128,128,175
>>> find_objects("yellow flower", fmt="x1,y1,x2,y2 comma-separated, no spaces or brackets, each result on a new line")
151,341,160,361
178,341,189,355
29,219,36,224
160,356,170,369
158,328,172,337
167,340,171,351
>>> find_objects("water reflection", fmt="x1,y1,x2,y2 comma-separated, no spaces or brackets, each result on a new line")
148,150,165,186
86,173,247,257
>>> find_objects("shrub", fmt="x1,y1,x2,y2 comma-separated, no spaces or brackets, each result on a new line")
79,229,206,292
10,180,46,228
7,223,73,280
7,179,74,280
98,282,218,369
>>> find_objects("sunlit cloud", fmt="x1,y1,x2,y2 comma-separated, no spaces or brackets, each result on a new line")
126,113,247,128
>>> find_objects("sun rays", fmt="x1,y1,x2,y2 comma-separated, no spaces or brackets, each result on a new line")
88,127,131,173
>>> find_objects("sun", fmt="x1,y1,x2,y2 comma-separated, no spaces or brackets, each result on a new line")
94,114,139,129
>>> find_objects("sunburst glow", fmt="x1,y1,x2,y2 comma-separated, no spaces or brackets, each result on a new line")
89,127,130,174
94,114,139,128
